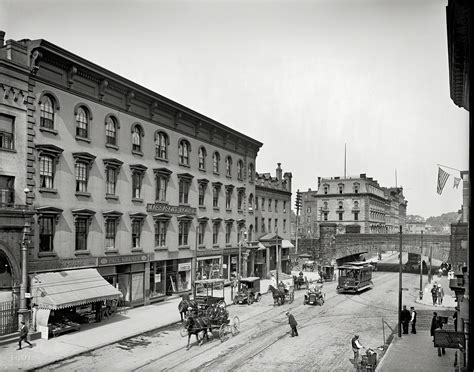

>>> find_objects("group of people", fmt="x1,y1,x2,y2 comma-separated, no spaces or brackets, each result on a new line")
431,283,445,305
400,305,417,334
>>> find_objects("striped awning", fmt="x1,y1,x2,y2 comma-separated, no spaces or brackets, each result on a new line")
31,268,122,310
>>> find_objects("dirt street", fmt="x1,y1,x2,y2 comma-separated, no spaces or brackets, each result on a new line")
41,270,422,371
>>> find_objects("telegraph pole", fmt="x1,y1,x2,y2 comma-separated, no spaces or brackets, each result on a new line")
398,225,402,338
419,230,423,299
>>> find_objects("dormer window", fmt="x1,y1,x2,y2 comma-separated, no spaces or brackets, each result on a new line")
323,184,329,195
338,183,344,194
353,182,360,194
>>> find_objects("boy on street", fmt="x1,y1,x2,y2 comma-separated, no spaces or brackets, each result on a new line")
286,311,298,337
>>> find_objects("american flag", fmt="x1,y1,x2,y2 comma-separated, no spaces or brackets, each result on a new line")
437,167,450,195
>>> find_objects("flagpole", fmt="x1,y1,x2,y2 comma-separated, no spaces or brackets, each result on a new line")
344,143,346,179
437,163,462,172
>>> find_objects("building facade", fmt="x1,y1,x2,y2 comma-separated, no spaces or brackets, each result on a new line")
0,32,263,310
253,163,293,276
299,174,407,238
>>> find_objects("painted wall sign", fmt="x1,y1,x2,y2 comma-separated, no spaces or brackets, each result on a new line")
29,257,98,272
146,203,197,215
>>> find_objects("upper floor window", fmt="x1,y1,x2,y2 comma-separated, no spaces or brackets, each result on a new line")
131,124,143,153
155,131,168,160
179,179,190,204
338,201,344,210
103,158,123,197
255,196,259,211
225,187,233,209
237,160,243,180
131,219,143,249
268,198,272,211
198,147,206,170
213,152,220,173
225,156,232,177
198,221,206,245
179,220,190,246
248,163,254,182
248,193,254,211
154,218,169,247
40,156,55,189
225,223,231,244
198,183,206,206
353,183,360,194
75,106,90,139
261,217,265,233
40,95,55,129
0,175,14,206
238,189,245,210
212,183,221,208
0,114,14,151
255,216,258,233
261,197,265,211
248,225,253,241
323,184,329,194
323,201,328,209
73,152,95,195
154,168,172,202
275,200,278,212
268,218,272,233
105,217,119,250
39,216,55,252
283,219,287,233
306,207,311,213
213,222,220,245
130,164,147,200
323,212,328,221
178,139,191,166
283,201,286,213
338,183,344,194
353,201,359,209
105,116,118,147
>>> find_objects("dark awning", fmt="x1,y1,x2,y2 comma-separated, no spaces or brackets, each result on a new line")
31,269,122,310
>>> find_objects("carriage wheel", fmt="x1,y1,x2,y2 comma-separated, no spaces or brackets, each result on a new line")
256,293,261,302
231,316,240,335
180,327,189,338
219,324,230,342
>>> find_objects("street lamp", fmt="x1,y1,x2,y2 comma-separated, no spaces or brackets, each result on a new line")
19,188,31,325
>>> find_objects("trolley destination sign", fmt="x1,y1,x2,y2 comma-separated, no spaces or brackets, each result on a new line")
146,203,197,215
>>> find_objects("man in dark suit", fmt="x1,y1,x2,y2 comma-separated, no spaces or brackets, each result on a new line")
410,306,417,334
401,305,411,334
17,321,32,350
430,312,446,356
286,311,298,337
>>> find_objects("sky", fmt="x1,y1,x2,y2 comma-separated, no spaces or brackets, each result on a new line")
0,0,469,219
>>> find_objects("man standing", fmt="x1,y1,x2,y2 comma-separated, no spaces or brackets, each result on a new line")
430,312,446,356
410,306,417,334
351,335,363,365
431,284,438,305
437,284,444,305
17,321,32,350
286,311,298,337
401,305,411,334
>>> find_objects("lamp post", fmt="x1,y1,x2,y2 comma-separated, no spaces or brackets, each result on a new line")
419,230,423,300
19,188,30,325
398,225,402,338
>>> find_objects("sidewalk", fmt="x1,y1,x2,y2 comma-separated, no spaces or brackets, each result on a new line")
0,284,252,371
415,274,457,309
376,330,457,372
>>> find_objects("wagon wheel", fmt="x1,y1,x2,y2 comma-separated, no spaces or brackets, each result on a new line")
217,300,227,308
180,327,189,337
231,316,240,335
219,324,230,342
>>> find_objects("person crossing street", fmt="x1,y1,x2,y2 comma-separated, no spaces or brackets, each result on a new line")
286,311,298,337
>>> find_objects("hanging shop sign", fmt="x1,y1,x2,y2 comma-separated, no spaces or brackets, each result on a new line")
178,263,192,272
146,203,196,215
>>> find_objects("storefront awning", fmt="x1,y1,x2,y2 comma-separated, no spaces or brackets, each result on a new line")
281,240,294,249
31,268,122,310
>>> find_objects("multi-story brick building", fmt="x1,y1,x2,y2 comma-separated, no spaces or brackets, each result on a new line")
300,174,407,238
0,32,262,314
253,163,293,275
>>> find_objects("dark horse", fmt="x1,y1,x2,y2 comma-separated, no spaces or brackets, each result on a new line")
268,285,286,305
184,315,211,350
178,299,198,322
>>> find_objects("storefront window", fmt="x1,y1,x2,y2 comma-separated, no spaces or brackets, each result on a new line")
150,262,165,298
177,260,191,292
197,257,222,280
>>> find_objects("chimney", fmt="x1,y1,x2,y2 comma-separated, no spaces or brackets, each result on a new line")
360,173,366,179
276,163,282,181
0,31,5,47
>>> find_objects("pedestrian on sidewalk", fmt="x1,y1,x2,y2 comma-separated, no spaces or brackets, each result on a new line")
286,311,298,337
437,284,444,305
431,284,438,305
430,312,446,356
17,321,32,350
401,305,411,334
351,334,363,365
410,306,417,334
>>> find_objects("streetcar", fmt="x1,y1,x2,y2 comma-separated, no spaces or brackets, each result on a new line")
336,261,373,293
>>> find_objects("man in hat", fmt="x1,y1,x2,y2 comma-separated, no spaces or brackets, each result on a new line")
286,311,298,337
410,306,417,334
351,334,363,365
18,321,32,350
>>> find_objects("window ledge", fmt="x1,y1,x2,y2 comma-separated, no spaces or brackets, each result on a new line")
106,194,119,200
38,251,57,258
179,163,190,168
213,207,220,212
238,209,243,213
105,249,119,254
39,127,58,135
178,245,190,250
76,135,91,143
132,150,143,157
248,210,254,214
225,244,232,248
155,200,169,204
106,143,119,150
226,209,232,213
198,168,206,172
0,147,16,153
213,172,220,176
198,245,206,249
154,246,168,251
226,175,232,179
132,198,143,203
74,250,90,256
212,245,220,249
76,191,91,198
198,206,206,210
155,156,169,162
179,203,191,207
131,248,143,252
39,188,58,194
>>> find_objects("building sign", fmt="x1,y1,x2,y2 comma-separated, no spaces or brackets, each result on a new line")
434,330,465,349
178,263,192,271
146,203,197,215
29,257,98,273
98,254,150,266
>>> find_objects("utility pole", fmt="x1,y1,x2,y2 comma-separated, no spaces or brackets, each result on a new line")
428,244,433,284
419,230,423,300
398,225,402,338
295,190,302,254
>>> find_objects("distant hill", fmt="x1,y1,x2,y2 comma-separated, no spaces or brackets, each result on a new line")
426,212,459,232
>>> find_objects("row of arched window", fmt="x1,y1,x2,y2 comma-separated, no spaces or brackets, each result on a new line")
39,93,255,181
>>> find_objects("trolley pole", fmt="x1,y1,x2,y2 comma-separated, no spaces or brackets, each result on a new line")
398,225,402,338
419,230,423,300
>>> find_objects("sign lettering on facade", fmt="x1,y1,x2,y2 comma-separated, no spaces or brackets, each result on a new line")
98,254,150,266
146,203,197,215
29,257,98,272
178,263,192,272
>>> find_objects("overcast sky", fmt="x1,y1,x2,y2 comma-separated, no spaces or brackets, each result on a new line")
1,0,468,219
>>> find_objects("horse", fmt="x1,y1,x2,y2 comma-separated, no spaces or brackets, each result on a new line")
184,315,211,350
178,299,198,322
268,285,285,306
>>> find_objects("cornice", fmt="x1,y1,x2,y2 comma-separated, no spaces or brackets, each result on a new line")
255,185,291,197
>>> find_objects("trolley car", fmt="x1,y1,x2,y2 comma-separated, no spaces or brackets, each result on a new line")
336,261,373,293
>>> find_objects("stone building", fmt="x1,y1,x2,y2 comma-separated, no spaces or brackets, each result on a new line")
299,174,407,238
0,31,262,314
